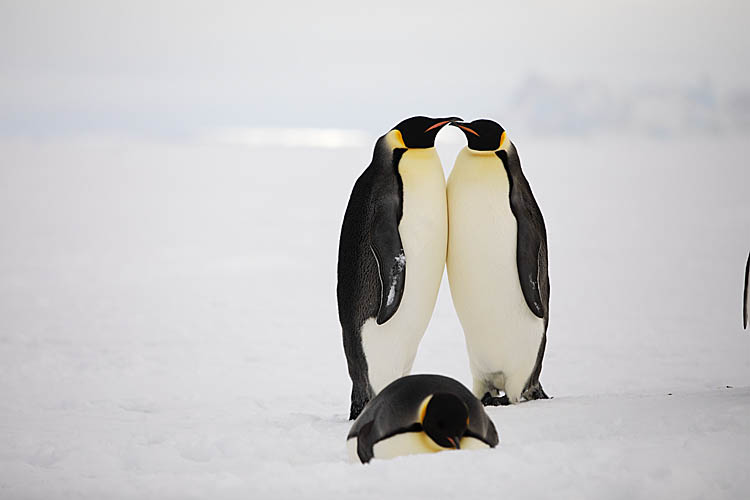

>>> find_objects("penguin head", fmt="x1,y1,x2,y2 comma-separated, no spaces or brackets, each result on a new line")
450,119,507,152
420,393,469,449
391,116,462,149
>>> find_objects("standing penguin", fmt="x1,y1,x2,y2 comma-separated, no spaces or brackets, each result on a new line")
447,119,550,405
346,374,499,463
338,116,458,419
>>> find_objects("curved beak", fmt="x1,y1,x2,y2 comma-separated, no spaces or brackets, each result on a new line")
446,436,461,450
449,121,480,137
424,117,463,133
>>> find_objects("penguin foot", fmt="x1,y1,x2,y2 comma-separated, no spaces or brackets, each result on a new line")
522,384,549,401
481,392,511,406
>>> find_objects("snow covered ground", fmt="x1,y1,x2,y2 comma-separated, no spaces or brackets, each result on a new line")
1,130,749,499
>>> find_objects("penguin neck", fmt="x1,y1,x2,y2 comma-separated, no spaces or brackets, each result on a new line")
397,148,442,183
464,146,500,157
455,146,505,172
450,147,510,197
462,138,513,157
402,147,439,162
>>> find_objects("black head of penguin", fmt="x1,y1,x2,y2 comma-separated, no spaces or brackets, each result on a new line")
450,119,506,151
393,116,462,149
421,393,469,449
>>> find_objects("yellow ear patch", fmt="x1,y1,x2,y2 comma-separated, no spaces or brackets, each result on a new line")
418,395,433,423
499,131,506,149
387,129,406,149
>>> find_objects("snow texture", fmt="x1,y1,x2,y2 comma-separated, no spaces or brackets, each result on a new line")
1,132,749,499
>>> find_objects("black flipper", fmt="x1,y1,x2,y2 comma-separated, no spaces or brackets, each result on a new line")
497,146,548,319
498,144,550,398
356,420,375,464
744,251,749,330
372,202,406,325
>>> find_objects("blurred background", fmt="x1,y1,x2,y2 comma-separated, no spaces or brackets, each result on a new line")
2,0,750,139
1,1,749,497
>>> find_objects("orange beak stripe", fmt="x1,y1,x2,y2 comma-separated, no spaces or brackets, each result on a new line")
424,120,451,133
457,124,480,137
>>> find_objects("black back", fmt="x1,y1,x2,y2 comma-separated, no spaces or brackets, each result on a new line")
496,143,550,323
497,142,550,394
347,374,499,463
337,135,407,419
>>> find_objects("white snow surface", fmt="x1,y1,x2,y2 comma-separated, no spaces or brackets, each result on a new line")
1,132,749,499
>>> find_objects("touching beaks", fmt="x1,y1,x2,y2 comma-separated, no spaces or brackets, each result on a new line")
449,121,480,137
424,117,463,133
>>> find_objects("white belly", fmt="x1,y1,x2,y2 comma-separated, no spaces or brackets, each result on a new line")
446,147,544,400
361,148,448,394
346,434,488,463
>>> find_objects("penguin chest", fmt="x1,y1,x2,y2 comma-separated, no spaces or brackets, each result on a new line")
361,149,448,394
346,431,442,463
446,150,544,379
346,433,489,463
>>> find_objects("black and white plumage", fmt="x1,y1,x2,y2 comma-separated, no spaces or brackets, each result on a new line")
337,116,458,420
447,119,550,406
346,374,499,463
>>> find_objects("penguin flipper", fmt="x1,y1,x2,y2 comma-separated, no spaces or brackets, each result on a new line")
744,251,749,330
514,206,547,319
356,420,376,464
499,148,548,319
371,202,406,325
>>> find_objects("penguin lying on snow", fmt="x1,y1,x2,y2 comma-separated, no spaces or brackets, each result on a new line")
447,119,550,405
337,116,459,420
346,374,499,464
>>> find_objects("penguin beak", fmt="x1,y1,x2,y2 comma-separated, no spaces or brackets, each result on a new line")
424,117,463,133
449,121,480,137
446,436,461,450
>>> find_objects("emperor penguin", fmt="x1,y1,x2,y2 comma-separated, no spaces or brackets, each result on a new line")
447,119,550,406
337,116,458,420
346,374,499,463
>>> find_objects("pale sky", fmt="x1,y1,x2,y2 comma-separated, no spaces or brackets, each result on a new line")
1,0,749,137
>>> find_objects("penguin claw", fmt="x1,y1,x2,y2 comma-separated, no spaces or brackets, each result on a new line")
522,384,550,401
481,393,511,406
